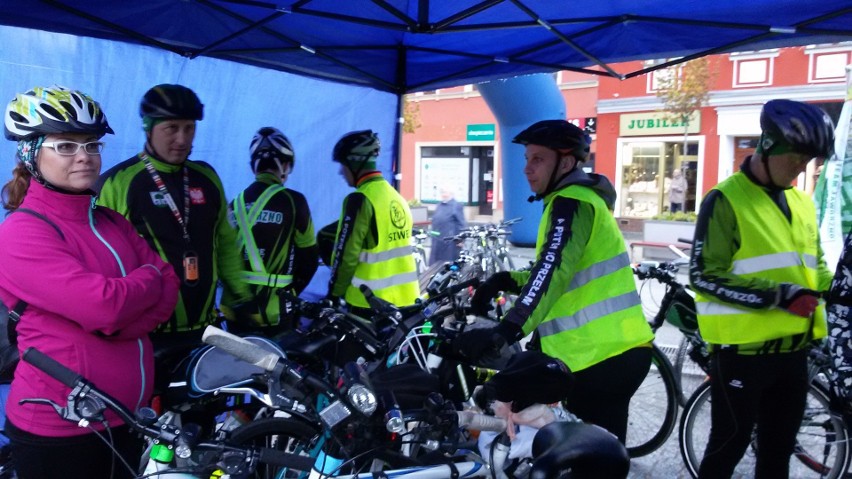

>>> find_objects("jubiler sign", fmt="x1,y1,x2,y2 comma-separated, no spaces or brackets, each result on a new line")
620,112,700,136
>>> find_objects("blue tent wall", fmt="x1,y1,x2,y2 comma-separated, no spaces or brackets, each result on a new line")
0,25,398,230
479,74,566,246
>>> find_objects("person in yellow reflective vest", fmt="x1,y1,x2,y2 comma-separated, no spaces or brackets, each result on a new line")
223,127,318,332
326,130,419,320
689,99,835,478
456,120,655,443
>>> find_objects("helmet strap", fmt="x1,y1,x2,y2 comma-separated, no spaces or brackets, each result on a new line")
756,153,786,190
544,150,575,194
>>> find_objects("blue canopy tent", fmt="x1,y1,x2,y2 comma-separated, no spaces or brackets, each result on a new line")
1,1,848,93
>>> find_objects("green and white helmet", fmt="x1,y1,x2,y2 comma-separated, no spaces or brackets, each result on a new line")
4,85,113,141
333,129,380,168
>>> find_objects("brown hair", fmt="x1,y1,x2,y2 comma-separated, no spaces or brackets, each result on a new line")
1,163,31,211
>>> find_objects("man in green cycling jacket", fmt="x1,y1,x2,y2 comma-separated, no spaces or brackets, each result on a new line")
325,130,419,317
96,84,257,345
223,127,318,330
689,99,835,478
457,120,654,443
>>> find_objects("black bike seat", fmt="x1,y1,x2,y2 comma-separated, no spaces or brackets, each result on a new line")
530,422,629,479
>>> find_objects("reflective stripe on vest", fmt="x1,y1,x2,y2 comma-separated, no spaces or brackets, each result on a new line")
359,245,413,263
240,271,293,288
234,185,293,289
532,185,653,372
538,290,642,336
568,252,632,290
730,252,817,275
694,172,825,344
352,271,419,292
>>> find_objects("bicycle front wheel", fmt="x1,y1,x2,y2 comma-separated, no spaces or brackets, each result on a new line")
626,343,679,458
679,380,850,479
229,417,322,479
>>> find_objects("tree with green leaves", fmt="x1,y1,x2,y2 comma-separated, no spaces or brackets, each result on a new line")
656,57,714,156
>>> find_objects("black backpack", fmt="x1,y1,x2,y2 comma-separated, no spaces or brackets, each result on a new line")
0,208,63,380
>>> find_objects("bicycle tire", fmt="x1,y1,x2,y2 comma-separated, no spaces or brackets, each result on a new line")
626,343,679,458
501,252,515,271
679,380,850,478
672,336,709,408
228,417,322,479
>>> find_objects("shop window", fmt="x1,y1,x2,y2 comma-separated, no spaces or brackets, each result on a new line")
621,141,699,217
806,46,851,83
730,51,777,88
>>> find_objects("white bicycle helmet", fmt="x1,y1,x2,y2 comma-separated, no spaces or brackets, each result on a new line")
250,127,294,175
4,85,113,141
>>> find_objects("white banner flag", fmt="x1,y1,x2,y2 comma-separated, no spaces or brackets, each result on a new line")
817,65,852,271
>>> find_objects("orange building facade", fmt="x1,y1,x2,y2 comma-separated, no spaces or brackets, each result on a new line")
399,44,850,220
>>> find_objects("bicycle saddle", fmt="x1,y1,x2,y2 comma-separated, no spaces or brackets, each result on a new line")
530,422,629,479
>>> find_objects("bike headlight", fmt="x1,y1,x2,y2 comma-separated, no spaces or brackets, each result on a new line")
347,383,377,416
385,408,405,433
175,443,192,459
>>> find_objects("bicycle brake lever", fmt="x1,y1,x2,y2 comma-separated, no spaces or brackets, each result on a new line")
19,398,77,422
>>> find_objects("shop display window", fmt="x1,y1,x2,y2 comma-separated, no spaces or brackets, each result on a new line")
621,141,698,217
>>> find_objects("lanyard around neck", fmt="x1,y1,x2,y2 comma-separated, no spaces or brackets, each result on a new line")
141,153,191,243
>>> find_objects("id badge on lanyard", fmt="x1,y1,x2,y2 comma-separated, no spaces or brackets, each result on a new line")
183,250,200,286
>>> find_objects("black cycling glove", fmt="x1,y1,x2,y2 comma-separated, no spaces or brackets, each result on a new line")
470,272,519,316
455,320,524,361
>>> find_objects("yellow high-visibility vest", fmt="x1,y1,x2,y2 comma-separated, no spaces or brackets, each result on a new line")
695,172,826,344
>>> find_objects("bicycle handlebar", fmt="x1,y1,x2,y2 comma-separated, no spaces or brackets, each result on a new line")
633,257,688,283
203,326,331,394
21,347,314,473
22,347,80,388
202,326,282,372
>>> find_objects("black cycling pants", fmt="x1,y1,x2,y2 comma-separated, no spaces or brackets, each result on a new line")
6,419,142,479
564,345,652,443
698,349,808,479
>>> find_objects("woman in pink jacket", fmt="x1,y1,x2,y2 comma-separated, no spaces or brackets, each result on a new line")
0,86,179,478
